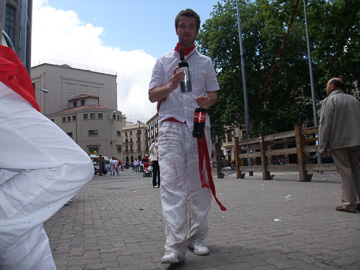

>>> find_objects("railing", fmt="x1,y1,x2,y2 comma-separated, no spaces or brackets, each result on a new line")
234,125,338,182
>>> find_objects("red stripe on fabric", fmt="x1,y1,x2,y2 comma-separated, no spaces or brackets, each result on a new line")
164,117,186,124
197,137,209,189
198,134,227,211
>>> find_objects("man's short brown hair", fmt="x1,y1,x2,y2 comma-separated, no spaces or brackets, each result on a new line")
175,9,201,31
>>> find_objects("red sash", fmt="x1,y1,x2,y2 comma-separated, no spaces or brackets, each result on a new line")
163,117,227,211
0,45,40,111
197,134,227,211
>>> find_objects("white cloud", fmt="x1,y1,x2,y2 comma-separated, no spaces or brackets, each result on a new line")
31,0,157,123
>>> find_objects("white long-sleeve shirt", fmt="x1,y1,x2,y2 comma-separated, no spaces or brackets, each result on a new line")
149,48,219,131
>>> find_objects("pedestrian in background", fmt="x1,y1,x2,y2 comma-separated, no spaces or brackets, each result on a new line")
319,77,360,213
110,157,117,176
133,158,140,173
139,160,144,172
117,159,122,172
149,138,160,187
101,156,107,175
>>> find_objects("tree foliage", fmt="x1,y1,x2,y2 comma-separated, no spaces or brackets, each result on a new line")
197,0,360,138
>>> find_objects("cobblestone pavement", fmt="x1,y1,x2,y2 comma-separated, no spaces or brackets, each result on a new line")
44,168,360,270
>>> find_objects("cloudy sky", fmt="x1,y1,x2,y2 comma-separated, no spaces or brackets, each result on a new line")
31,0,219,123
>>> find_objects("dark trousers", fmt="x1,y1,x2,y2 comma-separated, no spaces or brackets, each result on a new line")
152,161,160,187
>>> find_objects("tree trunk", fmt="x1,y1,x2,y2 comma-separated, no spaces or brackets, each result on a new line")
215,137,225,178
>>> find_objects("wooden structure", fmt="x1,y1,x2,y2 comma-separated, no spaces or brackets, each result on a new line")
234,125,337,182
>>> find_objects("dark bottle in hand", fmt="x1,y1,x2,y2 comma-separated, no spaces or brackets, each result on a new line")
178,48,192,93
193,107,206,138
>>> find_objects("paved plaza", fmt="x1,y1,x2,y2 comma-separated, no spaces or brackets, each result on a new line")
44,168,360,270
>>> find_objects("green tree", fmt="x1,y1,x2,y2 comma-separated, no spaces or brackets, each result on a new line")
307,0,360,94
198,0,359,138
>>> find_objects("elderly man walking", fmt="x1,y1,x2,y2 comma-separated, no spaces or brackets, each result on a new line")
319,77,360,213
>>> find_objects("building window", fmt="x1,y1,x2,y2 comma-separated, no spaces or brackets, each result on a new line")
72,115,76,121
67,116,71,122
130,131,132,136
67,132,73,138
83,114,88,120
88,146,98,154
62,117,66,123
81,100,85,106
73,101,77,107
90,113,95,119
117,146,122,153
5,5,16,45
227,130,232,143
88,130,98,136
98,113,103,119
117,131,121,137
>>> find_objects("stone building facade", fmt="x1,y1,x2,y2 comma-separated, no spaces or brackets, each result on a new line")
31,63,124,160
122,122,149,165
0,0,32,71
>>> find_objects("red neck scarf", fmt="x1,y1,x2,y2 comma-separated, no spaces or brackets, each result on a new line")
0,45,40,111
174,42,196,56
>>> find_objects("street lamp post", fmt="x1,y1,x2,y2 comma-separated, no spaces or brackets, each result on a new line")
236,0,253,175
137,121,141,159
303,0,322,170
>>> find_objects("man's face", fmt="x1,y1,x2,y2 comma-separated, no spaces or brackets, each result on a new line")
176,16,198,47
326,80,334,95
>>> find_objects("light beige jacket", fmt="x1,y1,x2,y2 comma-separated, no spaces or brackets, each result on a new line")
319,90,360,152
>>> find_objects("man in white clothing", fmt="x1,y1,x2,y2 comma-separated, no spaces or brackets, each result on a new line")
0,45,94,270
148,9,220,264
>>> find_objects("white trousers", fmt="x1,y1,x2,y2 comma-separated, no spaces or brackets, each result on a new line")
0,224,56,270
158,121,212,258
0,82,94,269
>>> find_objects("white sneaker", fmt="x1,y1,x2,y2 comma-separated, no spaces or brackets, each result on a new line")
190,242,209,255
161,252,184,264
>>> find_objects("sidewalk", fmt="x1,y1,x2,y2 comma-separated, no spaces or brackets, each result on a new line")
44,169,360,270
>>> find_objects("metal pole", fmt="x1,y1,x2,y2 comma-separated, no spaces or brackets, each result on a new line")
138,121,141,159
303,0,322,169
76,112,78,143
43,71,46,115
236,0,253,174
18,0,28,69
303,0,318,127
